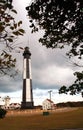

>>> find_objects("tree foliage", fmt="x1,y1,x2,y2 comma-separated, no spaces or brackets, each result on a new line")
26,0,83,96
56,101,83,108
59,71,83,97
0,108,7,118
0,0,25,76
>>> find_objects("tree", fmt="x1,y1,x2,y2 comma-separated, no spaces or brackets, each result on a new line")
26,0,83,96
0,0,25,76
0,108,7,118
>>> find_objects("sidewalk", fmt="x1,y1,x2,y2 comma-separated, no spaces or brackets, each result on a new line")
49,128,83,130
65,129,83,130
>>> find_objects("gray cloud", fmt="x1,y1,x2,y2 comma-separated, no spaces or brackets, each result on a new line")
0,73,22,92
0,0,81,94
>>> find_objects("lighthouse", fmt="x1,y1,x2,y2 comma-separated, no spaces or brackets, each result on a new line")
21,47,34,109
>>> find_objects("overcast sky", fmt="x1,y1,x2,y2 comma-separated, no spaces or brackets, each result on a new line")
0,0,83,105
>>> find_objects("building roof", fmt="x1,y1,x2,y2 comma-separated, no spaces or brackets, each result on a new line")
46,99,54,103
42,99,54,104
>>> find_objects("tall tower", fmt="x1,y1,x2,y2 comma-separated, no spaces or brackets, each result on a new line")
21,47,34,109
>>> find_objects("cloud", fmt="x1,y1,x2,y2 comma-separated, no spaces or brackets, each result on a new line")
0,16,76,93
32,64,75,89
0,73,22,92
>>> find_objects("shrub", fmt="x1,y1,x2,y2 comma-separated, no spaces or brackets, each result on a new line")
0,109,7,119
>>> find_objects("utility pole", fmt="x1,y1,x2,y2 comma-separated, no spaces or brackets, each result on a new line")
48,90,52,101
48,90,52,110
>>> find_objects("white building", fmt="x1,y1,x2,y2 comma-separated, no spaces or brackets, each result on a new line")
4,96,10,109
9,103,21,109
0,97,5,108
0,96,21,109
42,99,56,110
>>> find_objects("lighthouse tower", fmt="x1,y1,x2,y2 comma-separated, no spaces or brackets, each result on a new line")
21,47,34,109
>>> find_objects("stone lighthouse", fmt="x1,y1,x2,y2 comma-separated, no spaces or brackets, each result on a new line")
21,47,34,109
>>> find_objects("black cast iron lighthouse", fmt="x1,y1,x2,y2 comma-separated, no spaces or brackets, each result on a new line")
21,47,34,109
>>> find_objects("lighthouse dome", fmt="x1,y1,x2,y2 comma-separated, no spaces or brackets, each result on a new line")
23,47,31,57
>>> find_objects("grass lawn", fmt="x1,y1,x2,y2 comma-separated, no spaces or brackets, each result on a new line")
0,107,83,130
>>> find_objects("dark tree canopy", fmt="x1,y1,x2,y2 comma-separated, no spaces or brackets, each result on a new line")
59,71,83,97
26,0,83,58
0,0,25,76
26,0,83,96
